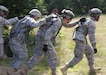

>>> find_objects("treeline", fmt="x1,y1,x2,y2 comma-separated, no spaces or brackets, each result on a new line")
0,0,106,17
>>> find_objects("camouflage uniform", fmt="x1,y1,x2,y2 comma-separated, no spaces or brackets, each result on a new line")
0,16,18,58
67,17,97,68
9,16,47,70
66,8,102,69
28,14,62,70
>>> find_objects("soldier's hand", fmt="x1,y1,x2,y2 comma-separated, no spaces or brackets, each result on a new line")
79,17,86,22
43,44,48,52
94,48,97,54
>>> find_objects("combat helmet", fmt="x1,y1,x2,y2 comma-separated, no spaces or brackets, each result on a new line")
29,9,41,18
0,5,9,15
89,8,102,17
61,9,75,19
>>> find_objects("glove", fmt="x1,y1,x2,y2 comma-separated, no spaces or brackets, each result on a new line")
18,16,24,20
79,17,86,22
94,48,97,54
43,44,48,52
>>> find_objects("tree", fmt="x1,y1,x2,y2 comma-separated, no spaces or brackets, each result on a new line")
0,0,105,16
0,0,39,17
71,0,100,15
45,0,66,14
99,0,106,14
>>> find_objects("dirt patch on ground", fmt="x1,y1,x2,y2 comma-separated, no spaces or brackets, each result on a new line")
0,66,20,75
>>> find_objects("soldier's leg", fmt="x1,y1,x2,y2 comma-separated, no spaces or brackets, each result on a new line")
13,51,28,70
0,43,4,59
11,43,28,69
8,43,28,75
7,44,18,75
0,37,4,59
28,49,43,69
20,44,44,75
45,43,57,75
9,44,17,67
85,43,98,72
7,51,28,75
21,50,43,75
28,41,44,68
61,39,85,75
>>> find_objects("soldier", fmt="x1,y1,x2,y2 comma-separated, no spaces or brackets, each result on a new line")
60,8,102,75
21,9,81,75
0,5,19,60
7,9,51,75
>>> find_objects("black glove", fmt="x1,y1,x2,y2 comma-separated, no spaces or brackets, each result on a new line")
94,48,97,54
43,45,48,52
79,17,86,22
18,16,24,20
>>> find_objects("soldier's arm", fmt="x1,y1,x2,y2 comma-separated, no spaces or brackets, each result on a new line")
27,14,55,28
88,21,96,49
44,20,61,45
3,17,19,25
63,20,79,28
27,18,47,28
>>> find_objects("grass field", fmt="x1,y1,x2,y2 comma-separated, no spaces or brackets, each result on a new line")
0,15,106,75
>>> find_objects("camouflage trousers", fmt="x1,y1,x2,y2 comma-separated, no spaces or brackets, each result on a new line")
67,39,94,67
0,43,4,59
28,36,57,70
9,38,28,70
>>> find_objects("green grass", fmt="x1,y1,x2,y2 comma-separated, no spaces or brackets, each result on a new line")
0,15,106,75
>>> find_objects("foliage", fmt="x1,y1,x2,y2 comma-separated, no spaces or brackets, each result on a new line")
0,0,32,17
0,0,106,16
0,0,45,17
99,0,106,14
71,0,100,15
45,0,66,14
